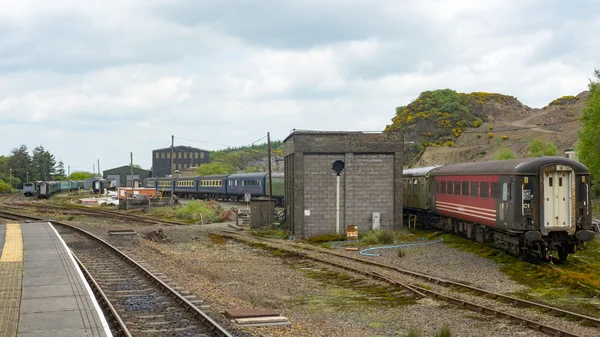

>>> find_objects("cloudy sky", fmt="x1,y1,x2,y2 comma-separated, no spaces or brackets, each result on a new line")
1,0,598,172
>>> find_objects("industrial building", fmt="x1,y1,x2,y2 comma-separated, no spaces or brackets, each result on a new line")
284,131,404,239
152,146,210,177
103,165,152,187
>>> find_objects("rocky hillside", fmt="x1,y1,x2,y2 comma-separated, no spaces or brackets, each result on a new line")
385,89,588,166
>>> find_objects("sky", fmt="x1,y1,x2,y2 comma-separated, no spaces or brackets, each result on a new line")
0,0,598,172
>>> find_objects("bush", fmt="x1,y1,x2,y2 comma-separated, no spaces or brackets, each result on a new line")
502,135,508,140
360,229,396,245
487,133,494,139
494,149,518,160
489,126,493,130
0,180,12,193
527,139,558,157
476,134,482,139
150,201,223,223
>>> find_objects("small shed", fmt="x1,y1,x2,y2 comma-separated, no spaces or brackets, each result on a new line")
103,165,152,187
284,130,404,239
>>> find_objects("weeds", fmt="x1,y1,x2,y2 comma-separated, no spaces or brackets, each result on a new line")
149,200,222,223
397,248,406,258
436,325,452,337
359,229,396,245
407,327,422,337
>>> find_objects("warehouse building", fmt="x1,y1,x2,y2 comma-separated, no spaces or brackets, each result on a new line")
284,131,404,239
103,165,152,187
152,146,210,177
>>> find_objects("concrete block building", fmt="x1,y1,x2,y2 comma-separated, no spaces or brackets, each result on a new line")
284,131,404,239
152,146,210,177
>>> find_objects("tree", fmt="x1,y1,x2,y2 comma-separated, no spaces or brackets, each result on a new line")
68,171,97,180
55,160,66,180
31,145,57,181
8,144,31,186
578,69,600,193
195,162,236,176
526,139,558,157
493,148,518,160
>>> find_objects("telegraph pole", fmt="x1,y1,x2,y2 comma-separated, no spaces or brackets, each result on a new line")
267,132,272,199
171,135,174,203
130,152,134,188
97,159,100,176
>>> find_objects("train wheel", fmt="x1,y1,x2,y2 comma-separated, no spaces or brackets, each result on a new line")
557,246,569,264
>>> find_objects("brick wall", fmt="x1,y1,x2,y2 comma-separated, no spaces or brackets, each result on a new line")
303,154,346,237
284,131,403,239
346,154,394,233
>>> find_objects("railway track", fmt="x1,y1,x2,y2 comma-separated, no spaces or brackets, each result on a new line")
0,211,234,337
2,201,188,226
4,203,598,335
215,229,600,337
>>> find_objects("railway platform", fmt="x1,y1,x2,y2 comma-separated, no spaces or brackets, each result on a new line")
0,222,112,337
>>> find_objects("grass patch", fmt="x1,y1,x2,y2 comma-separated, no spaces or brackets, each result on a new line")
208,233,226,244
436,325,452,337
357,229,419,247
293,264,416,312
407,327,423,337
252,229,288,239
148,200,223,223
305,233,347,244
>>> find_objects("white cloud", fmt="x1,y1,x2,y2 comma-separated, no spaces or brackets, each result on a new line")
0,0,598,171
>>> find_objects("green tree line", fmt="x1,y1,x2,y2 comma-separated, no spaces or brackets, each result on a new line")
578,69,600,194
0,144,95,192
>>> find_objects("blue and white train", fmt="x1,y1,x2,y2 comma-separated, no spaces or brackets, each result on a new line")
144,172,285,205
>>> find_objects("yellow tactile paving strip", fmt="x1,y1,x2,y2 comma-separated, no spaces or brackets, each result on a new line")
0,223,23,337
1,223,24,262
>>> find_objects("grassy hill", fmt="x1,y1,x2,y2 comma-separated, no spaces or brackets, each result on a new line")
385,89,588,166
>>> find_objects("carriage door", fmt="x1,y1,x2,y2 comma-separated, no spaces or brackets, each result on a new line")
542,167,572,232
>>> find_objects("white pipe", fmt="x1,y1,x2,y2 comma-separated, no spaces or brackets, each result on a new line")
336,174,340,234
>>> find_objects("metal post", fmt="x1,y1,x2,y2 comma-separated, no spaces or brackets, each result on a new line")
267,132,272,199
9,168,12,189
336,173,340,235
170,135,174,203
26,171,28,182
130,152,134,188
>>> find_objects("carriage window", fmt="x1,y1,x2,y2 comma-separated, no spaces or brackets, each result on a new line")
447,181,453,195
502,183,510,201
471,182,478,198
413,179,418,195
549,177,553,187
491,182,502,199
480,182,489,198
454,181,460,195
440,181,446,194
462,182,469,196
559,177,562,187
